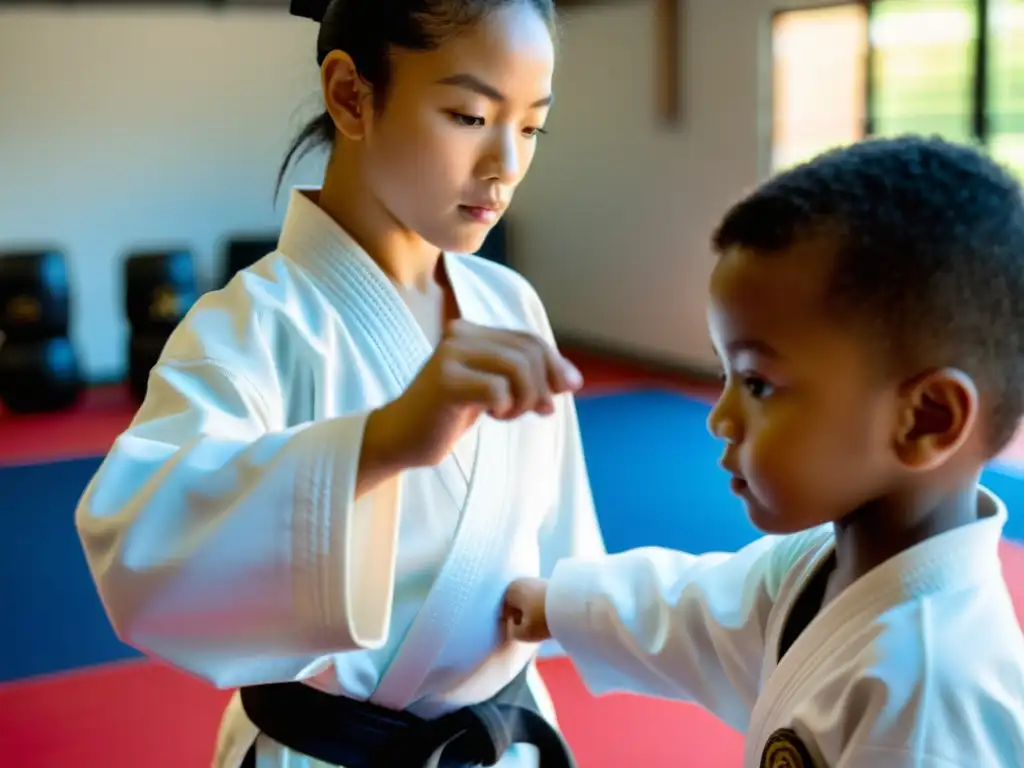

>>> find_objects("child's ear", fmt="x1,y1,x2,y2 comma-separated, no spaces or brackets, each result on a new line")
892,368,978,471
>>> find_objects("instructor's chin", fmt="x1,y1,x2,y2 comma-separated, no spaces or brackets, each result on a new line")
430,219,497,255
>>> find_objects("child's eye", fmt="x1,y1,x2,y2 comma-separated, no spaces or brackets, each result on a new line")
523,126,548,139
449,112,484,127
744,376,774,399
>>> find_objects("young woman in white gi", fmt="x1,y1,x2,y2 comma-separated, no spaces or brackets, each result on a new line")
74,0,605,765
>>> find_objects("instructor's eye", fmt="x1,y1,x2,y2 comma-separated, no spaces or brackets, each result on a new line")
449,112,484,127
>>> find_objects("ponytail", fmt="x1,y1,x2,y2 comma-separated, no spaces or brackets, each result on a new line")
275,111,336,198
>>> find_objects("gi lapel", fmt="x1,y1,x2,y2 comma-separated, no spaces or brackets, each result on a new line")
371,416,511,709
281,196,512,709
747,495,1006,765
370,253,516,711
279,191,476,504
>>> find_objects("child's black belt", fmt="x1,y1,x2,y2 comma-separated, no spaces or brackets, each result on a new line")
238,671,577,767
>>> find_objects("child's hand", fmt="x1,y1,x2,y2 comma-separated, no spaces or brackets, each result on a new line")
502,577,551,643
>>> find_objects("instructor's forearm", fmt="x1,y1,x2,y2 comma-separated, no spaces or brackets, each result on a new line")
356,406,410,499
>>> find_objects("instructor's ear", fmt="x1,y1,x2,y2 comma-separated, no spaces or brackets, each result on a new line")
321,50,372,141
892,368,978,471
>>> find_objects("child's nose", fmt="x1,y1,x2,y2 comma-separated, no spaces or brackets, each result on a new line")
707,394,741,444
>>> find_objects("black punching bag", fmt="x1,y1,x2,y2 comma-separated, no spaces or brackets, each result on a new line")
221,236,278,288
0,250,71,341
0,337,82,413
123,250,199,401
0,250,83,414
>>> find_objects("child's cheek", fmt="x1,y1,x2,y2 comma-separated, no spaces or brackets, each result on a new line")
747,418,804,510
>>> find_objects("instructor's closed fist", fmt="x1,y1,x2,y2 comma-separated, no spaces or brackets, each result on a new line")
376,321,583,468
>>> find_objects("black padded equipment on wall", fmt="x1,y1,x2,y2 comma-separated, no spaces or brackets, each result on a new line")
123,250,199,402
221,235,278,288
124,250,198,332
0,250,83,414
0,337,82,414
0,250,71,342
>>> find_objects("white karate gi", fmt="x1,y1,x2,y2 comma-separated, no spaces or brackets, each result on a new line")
547,487,1024,767
75,189,606,768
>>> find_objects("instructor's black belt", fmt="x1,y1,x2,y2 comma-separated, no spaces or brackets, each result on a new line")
239,669,577,767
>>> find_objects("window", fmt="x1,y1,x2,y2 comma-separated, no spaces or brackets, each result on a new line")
988,0,1024,176
771,4,868,171
770,0,1024,181
869,1,976,141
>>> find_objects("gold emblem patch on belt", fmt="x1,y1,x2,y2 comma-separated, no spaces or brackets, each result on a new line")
759,727,817,768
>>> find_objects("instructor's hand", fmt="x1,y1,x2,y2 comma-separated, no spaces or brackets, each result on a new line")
502,577,551,643
372,320,583,469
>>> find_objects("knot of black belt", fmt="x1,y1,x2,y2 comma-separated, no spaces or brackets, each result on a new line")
401,698,575,767
240,680,577,768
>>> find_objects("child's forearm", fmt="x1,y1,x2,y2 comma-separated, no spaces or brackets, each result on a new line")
544,539,781,731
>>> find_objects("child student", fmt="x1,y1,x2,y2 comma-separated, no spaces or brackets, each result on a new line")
504,136,1024,767
75,0,605,766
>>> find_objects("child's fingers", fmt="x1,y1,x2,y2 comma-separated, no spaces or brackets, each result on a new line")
505,614,529,641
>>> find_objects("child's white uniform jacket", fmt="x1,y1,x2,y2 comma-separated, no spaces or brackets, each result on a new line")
548,487,1024,767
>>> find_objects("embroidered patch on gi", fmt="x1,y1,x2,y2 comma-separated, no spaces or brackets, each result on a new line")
759,727,817,768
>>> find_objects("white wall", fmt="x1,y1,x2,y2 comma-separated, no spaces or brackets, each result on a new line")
0,8,324,381
513,0,804,371
0,0,820,381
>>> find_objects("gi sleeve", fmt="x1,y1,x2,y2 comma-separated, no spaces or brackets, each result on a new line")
545,530,825,731
75,291,402,689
